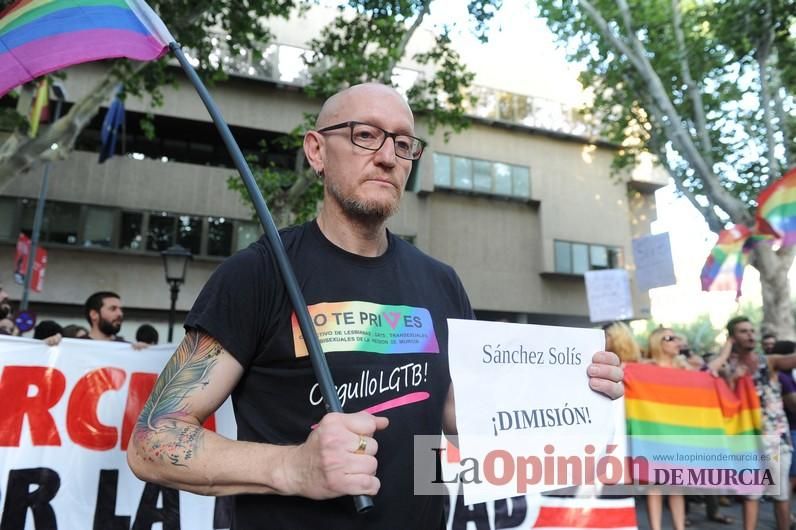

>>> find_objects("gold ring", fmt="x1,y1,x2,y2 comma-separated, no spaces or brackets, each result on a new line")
355,435,367,454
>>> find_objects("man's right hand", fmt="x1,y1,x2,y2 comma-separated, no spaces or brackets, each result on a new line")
279,412,389,499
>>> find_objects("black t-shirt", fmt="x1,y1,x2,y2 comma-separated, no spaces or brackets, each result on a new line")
185,220,473,530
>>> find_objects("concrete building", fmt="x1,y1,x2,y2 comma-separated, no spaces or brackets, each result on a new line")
0,7,667,342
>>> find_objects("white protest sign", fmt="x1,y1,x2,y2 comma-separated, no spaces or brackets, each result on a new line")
447,320,624,505
0,336,236,530
631,233,676,291
584,269,633,323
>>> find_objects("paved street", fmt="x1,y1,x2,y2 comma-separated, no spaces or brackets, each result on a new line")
635,496,795,530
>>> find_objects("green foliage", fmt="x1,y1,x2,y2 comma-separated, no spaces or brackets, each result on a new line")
229,0,501,223
227,160,324,226
536,0,796,221
303,0,497,133
1,0,501,225
0,107,26,133
408,31,477,139
634,298,770,356
113,0,301,107
635,314,723,356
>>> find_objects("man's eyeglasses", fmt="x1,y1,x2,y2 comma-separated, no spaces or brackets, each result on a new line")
317,121,425,161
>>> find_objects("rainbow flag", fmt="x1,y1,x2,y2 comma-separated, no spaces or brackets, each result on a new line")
756,167,796,246
0,0,174,98
700,224,751,298
625,363,764,491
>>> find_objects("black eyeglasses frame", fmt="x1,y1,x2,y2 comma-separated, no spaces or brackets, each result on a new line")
316,121,425,161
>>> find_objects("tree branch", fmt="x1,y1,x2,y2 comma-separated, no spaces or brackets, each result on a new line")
580,0,750,224
771,58,793,168
756,1,780,179
380,0,432,83
0,65,140,190
670,0,713,164
647,130,724,232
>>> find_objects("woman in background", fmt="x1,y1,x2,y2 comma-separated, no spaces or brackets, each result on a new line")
603,321,641,365
645,327,689,530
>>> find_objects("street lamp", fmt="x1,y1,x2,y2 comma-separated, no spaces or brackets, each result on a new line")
160,244,192,342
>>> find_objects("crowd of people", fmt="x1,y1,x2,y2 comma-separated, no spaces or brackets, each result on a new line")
605,318,796,530
0,284,159,346
0,82,790,529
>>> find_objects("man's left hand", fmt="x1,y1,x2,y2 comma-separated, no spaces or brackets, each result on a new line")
587,351,623,399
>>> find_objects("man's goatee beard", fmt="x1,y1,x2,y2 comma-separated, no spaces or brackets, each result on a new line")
328,182,400,225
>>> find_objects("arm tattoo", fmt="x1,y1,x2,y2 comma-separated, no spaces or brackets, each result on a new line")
134,330,223,466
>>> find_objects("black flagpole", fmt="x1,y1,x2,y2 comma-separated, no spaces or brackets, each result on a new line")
169,42,373,513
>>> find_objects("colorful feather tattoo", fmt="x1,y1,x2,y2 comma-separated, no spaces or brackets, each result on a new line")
134,330,223,466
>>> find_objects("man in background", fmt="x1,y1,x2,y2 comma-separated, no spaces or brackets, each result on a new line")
763,333,778,354
84,291,126,341
0,283,13,320
135,324,159,345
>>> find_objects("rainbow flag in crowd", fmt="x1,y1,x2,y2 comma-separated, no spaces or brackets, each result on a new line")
0,0,174,97
700,224,752,298
625,363,764,491
756,167,796,246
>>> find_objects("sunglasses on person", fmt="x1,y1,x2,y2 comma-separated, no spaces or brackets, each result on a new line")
661,335,679,342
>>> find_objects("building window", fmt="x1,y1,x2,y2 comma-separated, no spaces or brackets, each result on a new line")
83,207,114,247
0,197,16,240
20,199,80,245
3,197,256,258
207,216,233,256
146,213,202,253
147,212,176,252
120,212,143,250
512,166,530,198
433,153,531,199
494,163,512,195
235,221,261,252
434,154,451,187
554,240,623,274
177,215,202,254
453,157,472,189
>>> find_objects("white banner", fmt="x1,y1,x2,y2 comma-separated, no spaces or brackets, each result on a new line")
631,233,676,291
0,336,236,530
446,320,626,505
1,336,637,530
584,269,634,323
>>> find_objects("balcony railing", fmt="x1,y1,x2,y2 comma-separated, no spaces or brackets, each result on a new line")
190,34,598,138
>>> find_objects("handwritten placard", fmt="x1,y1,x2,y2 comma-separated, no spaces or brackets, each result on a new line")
584,269,633,323
446,320,624,504
632,233,676,291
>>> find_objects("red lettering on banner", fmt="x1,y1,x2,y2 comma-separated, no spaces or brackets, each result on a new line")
67,368,126,450
121,372,156,451
0,366,219,451
203,413,216,432
0,366,65,446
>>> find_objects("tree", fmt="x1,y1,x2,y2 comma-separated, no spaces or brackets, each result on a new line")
227,0,502,227
536,0,796,338
0,0,500,227
0,0,302,187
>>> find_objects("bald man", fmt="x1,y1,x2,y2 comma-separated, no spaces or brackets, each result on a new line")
128,83,624,529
